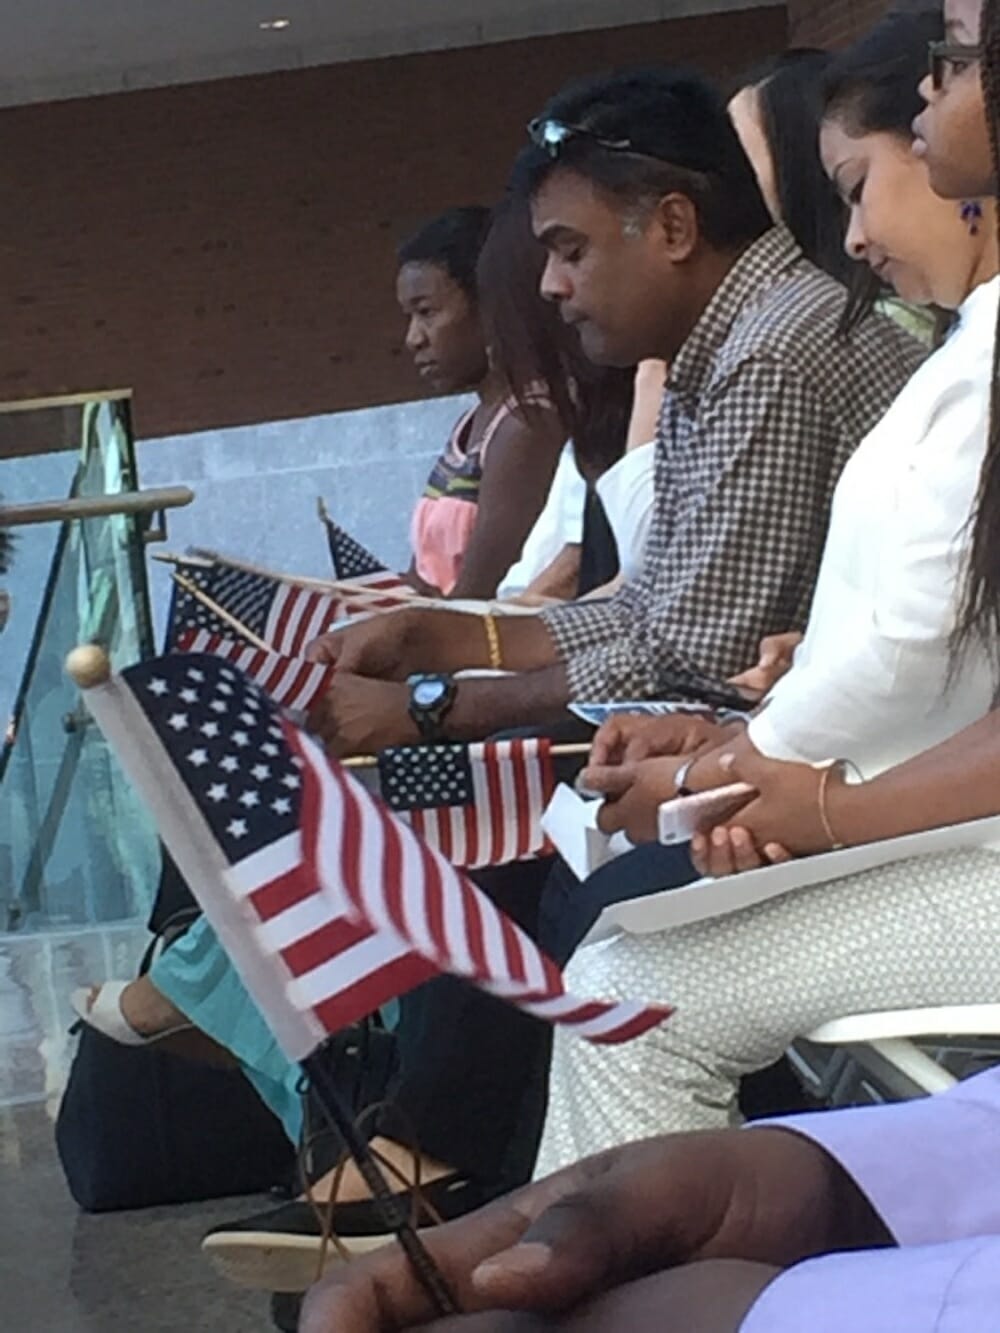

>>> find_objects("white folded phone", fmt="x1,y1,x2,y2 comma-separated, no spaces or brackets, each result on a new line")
657,782,756,846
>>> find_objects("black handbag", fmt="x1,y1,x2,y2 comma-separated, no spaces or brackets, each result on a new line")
55,924,295,1213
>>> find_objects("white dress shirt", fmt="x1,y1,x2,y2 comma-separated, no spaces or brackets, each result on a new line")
595,442,656,583
498,443,586,598
742,1068,1000,1331
749,277,1000,777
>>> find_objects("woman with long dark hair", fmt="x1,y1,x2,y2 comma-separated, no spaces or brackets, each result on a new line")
476,191,635,601
691,0,1000,872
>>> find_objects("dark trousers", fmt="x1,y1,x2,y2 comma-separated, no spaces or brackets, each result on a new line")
383,856,555,1191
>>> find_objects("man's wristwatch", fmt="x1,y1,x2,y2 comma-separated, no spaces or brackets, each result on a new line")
406,673,458,742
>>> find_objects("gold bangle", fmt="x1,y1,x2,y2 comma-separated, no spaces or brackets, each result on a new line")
483,613,503,671
817,762,846,850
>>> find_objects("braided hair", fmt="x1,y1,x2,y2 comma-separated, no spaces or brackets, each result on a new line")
954,0,1000,665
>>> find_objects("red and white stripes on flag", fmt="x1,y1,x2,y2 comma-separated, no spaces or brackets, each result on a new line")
177,629,334,715
292,726,670,1045
392,740,555,870
81,651,671,1061
262,582,342,656
226,824,438,1041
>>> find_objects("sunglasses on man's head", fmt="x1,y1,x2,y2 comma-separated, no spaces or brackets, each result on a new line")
527,118,635,158
929,40,983,91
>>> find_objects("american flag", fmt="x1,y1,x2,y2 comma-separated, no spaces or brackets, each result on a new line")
211,549,415,623
320,510,393,585
170,559,341,656
164,563,230,648
83,653,670,1055
176,629,335,716
378,740,555,869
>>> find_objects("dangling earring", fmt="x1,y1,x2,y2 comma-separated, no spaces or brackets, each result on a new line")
961,200,984,235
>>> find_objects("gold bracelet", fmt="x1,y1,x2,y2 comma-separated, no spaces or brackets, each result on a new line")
483,613,503,671
817,761,846,850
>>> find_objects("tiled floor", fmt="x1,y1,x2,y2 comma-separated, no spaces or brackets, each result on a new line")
1,1101,277,1332
0,922,152,1107
0,923,281,1329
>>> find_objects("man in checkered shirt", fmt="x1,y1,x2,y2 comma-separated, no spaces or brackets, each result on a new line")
308,67,925,755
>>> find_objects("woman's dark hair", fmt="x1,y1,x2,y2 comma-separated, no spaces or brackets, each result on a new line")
516,66,773,253
735,50,854,287
476,191,633,477
823,6,943,135
396,206,493,300
954,0,1000,664
821,6,945,327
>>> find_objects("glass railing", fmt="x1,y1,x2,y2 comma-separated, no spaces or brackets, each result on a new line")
0,392,189,934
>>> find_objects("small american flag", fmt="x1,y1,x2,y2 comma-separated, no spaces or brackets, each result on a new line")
164,563,231,648
82,653,670,1056
378,740,555,869
172,560,341,656
320,511,392,584
176,629,335,716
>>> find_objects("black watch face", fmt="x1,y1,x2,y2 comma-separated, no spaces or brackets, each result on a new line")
413,678,447,710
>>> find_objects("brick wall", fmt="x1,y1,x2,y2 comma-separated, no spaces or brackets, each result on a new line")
787,0,891,48
0,7,786,444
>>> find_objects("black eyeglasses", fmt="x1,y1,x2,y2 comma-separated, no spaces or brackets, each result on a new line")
929,40,983,91
527,117,635,159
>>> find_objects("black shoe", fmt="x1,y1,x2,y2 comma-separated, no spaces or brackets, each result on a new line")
270,1291,304,1332
202,1172,485,1293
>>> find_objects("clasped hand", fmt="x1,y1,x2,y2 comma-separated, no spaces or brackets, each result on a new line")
581,714,725,844
580,716,850,874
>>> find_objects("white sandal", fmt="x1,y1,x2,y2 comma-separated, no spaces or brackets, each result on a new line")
70,982,193,1047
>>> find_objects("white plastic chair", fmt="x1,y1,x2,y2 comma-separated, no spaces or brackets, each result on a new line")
799,1005,1000,1099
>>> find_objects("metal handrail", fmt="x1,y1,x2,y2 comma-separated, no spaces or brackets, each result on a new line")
2,486,194,527
0,388,132,415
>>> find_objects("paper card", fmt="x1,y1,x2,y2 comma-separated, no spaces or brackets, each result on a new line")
541,783,634,882
569,700,719,728
590,814,1000,941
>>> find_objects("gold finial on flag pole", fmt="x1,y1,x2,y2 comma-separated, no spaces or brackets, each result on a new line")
66,644,112,689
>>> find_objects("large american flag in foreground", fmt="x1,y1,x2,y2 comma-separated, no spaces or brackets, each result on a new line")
379,741,555,869
82,653,669,1056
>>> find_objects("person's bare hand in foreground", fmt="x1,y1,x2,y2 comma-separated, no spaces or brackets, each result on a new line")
301,1127,889,1332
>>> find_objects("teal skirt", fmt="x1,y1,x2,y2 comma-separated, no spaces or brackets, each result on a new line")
150,915,304,1144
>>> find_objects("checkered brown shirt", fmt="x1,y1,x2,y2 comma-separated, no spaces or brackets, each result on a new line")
542,227,927,701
